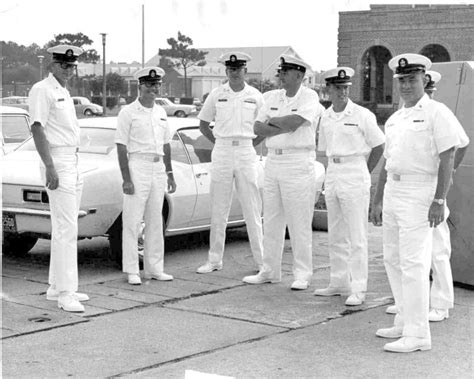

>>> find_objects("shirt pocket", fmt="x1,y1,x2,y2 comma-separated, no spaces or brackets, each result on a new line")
242,101,257,124
215,101,233,124
340,124,359,135
405,122,431,151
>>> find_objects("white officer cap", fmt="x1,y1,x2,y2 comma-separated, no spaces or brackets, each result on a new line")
47,44,84,65
279,54,310,74
425,70,441,91
218,52,251,67
134,66,165,83
388,53,432,78
322,67,355,85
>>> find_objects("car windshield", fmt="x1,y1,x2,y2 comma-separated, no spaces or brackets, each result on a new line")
18,127,116,154
156,98,173,106
1,114,30,143
79,98,92,105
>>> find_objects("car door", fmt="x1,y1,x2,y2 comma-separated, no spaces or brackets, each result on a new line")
176,128,214,227
165,130,199,231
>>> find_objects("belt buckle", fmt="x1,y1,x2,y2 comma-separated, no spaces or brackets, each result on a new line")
333,157,341,164
232,140,239,146
393,173,401,181
153,156,160,162
275,149,283,155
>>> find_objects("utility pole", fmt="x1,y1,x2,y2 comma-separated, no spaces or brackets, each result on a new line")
38,55,44,81
142,4,145,68
100,33,107,116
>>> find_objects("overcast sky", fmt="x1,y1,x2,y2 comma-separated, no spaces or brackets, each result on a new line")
1,0,471,71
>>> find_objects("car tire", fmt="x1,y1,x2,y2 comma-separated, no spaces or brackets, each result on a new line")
107,214,165,270
2,233,38,256
174,110,186,118
84,109,93,116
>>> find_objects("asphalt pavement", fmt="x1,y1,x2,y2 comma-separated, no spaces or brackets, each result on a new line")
1,225,473,378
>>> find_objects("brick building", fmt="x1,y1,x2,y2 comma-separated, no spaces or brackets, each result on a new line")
338,4,474,116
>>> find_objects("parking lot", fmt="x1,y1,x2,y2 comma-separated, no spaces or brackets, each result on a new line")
2,225,473,378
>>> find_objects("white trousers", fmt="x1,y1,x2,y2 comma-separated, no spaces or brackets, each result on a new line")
431,206,454,309
43,152,83,293
261,151,316,282
383,177,436,339
208,140,263,266
325,160,371,292
122,158,166,275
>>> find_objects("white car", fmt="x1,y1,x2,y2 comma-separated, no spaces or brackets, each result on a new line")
155,98,197,118
72,96,103,117
2,117,325,265
1,106,31,155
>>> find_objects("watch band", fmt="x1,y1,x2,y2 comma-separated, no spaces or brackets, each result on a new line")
433,198,445,205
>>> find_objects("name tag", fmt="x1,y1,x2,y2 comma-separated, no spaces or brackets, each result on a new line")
244,99,256,104
270,107,278,111
218,99,228,102
413,120,425,123
344,123,358,126
291,109,298,112
57,98,65,102
160,118,166,121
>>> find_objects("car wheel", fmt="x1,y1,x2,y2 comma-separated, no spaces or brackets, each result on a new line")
107,214,165,270
174,110,186,118
84,109,93,116
2,233,38,256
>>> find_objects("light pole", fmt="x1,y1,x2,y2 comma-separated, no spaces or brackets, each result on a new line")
38,55,44,81
100,33,107,116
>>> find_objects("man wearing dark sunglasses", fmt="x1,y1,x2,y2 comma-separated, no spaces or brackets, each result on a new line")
28,44,89,313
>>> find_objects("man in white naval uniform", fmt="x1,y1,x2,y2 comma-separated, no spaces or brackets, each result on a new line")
385,70,470,321
243,54,324,290
371,54,462,353
314,67,385,306
29,44,89,312
115,67,176,285
196,52,264,275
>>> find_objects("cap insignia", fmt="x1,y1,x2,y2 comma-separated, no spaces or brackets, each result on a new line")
399,58,408,67
66,49,73,57
338,70,346,78
150,70,156,78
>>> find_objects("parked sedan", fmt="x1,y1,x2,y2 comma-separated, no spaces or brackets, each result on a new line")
2,117,325,265
72,96,103,117
155,97,197,118
0,106,31,155
1,96,29,111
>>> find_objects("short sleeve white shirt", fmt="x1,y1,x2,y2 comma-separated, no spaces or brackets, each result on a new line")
319,99,385,157
28,73,80,147
256,86,323,149
198,82,263,139
115,99,171,155
384,94,462,175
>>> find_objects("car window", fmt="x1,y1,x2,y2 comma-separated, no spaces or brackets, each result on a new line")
170,133,190,164
16,127,116,154
156,100,167,106
73,99,79,105
1,115,30,143
177,128,214,164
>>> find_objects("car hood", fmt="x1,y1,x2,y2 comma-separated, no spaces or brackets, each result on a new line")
1,151,99,186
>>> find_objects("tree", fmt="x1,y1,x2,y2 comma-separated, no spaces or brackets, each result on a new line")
247,78,279,93
45,33,100,63
159,31,207,97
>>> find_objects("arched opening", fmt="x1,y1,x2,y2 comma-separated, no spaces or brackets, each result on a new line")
419,44,451,63
361,46,393,105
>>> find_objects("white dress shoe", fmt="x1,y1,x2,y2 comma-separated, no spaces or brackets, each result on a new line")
313,287,350,297
345,292,365,306
429,308,449,322
291,280,309,290
384,337,431,353
196,262,223,274
376,326,403,339
128,274,142,285
144,272,174,281
243,271,279,284
385,305,398,314
46,286,89,302
58,294,85,313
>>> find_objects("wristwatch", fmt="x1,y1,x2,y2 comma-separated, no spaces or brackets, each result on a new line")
433,198,445,205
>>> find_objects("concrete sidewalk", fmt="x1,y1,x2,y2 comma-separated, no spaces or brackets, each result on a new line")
1,226,473,378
